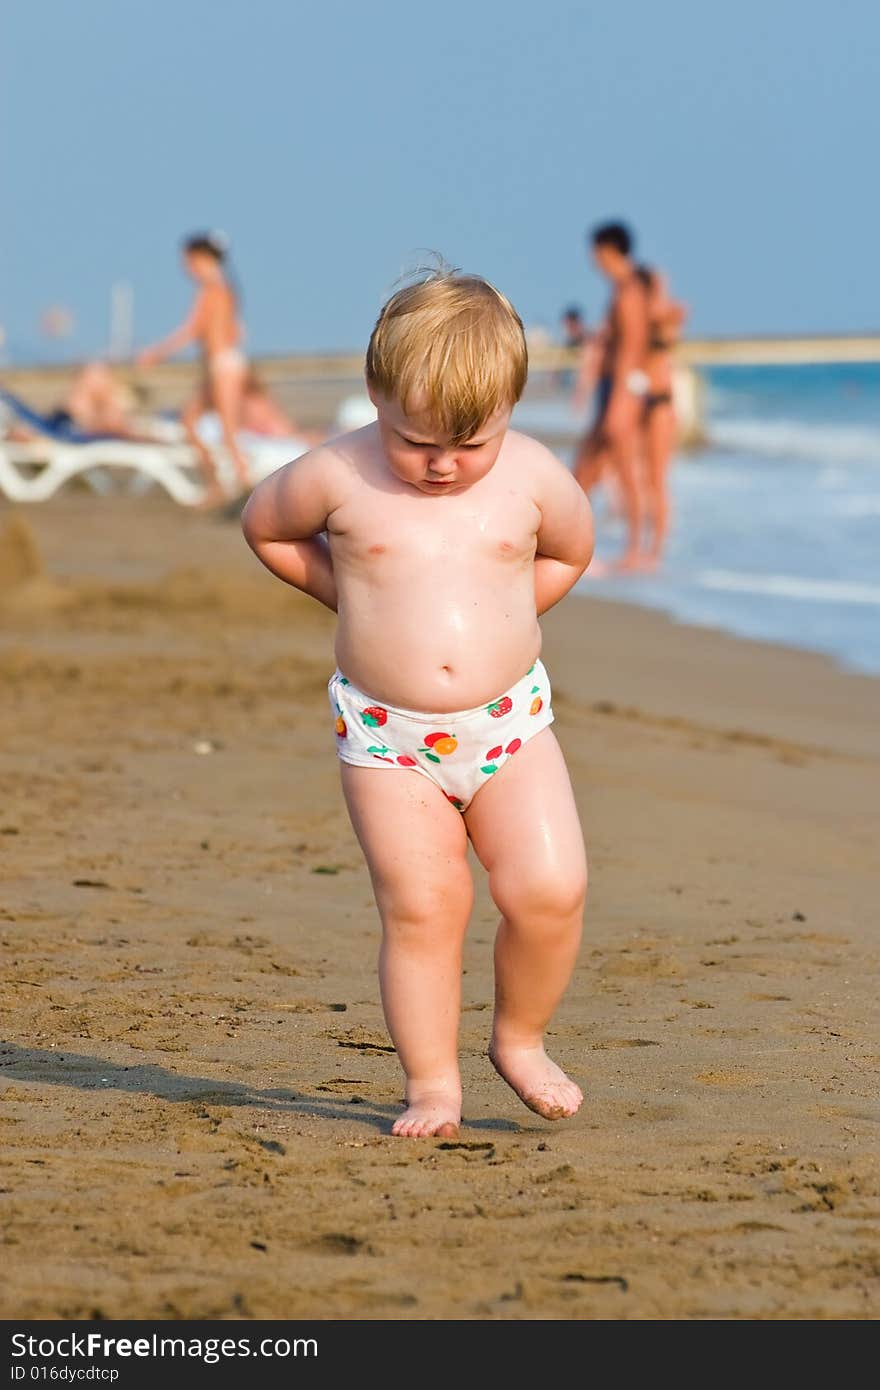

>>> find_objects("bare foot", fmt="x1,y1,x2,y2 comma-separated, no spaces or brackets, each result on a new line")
391,1086,461,1139
612,550,641,574
489,1042,583,1120
583,557,610,579
196,481,227,510
636,552,661,572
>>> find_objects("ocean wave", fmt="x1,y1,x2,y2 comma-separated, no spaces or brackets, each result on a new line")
698,570,880,607
829,494,880,516
709,417,880,466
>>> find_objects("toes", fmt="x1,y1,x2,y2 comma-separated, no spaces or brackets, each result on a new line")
392,1109,460,1138
536,1098,568,1120
521,1083,583,1120
392,1114,419,1137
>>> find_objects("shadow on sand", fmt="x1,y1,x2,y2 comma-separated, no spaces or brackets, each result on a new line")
0,1043,522,1134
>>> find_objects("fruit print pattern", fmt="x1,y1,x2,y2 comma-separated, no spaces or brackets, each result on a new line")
419,731,458,764
480,738,522,776
329,659,551,812
487,695,513,719
366,744,396,763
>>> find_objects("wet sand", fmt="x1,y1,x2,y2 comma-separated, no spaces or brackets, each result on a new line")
1,495,878,1320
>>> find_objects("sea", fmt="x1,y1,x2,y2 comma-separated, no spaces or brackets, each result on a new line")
515,362,880,677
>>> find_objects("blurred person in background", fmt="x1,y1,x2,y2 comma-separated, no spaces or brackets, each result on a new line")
239,371,299,436
63,361,138,436
137,232,250,504
238,372,326,445
1,361,153,442
636,266,688,567
558,305,590,391
560,305,589,350
573,221,650,569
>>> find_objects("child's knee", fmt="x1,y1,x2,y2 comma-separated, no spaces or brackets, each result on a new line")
493,863,586,927
376,867,472,939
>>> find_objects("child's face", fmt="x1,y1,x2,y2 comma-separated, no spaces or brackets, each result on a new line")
370,390,511,496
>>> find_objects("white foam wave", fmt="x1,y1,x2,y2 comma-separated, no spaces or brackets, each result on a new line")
699,570,880,607
830,495,880,517
710,417,880,466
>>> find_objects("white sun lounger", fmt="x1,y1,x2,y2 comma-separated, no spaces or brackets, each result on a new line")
0,437,206,506
0,432,308,506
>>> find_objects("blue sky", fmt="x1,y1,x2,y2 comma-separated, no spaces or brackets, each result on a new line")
2,0,877,360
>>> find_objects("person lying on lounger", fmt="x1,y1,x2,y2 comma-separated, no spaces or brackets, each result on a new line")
1,363,150,443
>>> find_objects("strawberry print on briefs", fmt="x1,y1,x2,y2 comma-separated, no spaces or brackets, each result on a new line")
328,660,553,811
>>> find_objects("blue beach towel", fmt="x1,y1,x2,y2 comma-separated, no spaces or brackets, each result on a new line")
0,386,118,444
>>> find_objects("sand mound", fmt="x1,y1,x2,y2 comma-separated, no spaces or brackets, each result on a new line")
0,515,43,589
0,515,76,615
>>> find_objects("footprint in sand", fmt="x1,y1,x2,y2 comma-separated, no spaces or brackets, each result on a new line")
330,1027,395,1054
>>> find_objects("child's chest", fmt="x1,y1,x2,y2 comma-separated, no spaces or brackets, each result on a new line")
331,489,540,569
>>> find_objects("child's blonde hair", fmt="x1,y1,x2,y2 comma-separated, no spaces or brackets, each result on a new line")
366,269,528,444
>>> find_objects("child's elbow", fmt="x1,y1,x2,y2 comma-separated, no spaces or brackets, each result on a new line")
580,522,595,572
240,491,263,549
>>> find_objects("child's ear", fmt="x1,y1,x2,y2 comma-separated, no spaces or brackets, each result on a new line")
365,378,381,409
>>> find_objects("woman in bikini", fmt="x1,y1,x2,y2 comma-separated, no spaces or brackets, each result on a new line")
636,266,688,567
137,232,250,504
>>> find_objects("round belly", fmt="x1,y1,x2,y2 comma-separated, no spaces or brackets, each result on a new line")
334,575,541,712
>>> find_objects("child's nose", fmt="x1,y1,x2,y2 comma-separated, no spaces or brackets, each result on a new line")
428,453,456,475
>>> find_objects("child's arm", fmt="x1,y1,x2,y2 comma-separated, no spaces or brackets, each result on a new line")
136,290,209,368
241,449,339,611
533,450,594,615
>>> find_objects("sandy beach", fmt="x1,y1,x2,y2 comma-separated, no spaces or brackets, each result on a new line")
1,493,878,1321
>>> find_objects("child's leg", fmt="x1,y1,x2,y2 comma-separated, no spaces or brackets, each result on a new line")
465,728,587,1120
341,764,473,1138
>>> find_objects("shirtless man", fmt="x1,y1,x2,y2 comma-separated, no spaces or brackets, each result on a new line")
573,222,650,569
242,270,594,1138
